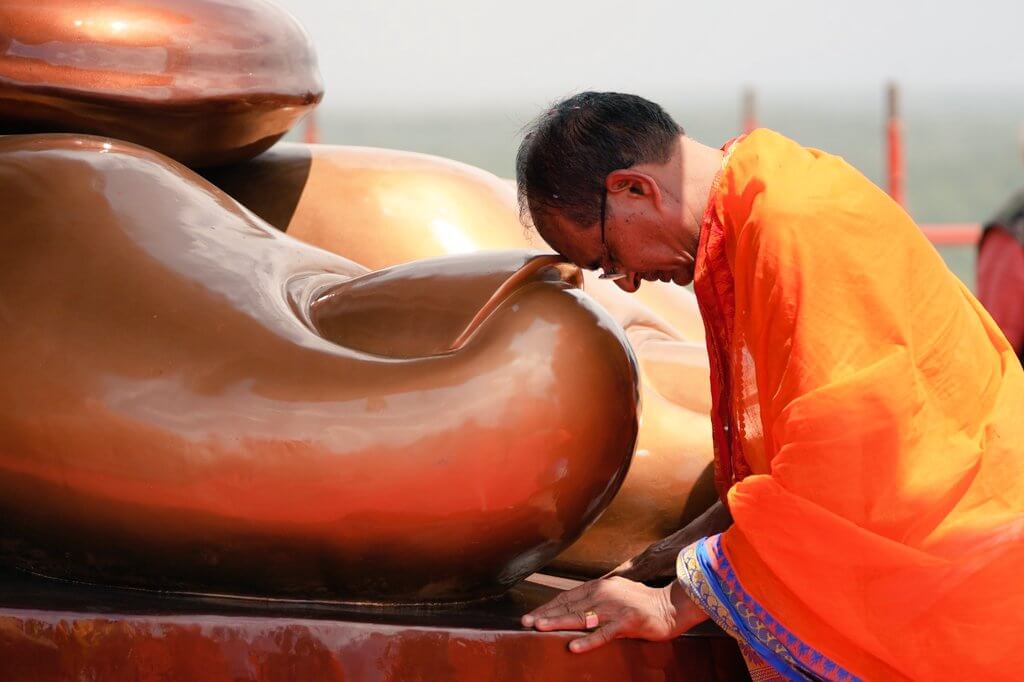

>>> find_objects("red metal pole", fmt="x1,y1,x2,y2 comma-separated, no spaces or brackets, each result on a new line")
742,87,757,134
886,82,905,207
303,111,320,144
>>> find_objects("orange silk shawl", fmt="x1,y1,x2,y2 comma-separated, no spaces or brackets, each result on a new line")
693,129,1024,680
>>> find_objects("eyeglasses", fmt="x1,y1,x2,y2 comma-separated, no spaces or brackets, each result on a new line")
597,189,627,281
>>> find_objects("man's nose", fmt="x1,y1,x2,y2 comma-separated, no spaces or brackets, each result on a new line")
615,273,641,293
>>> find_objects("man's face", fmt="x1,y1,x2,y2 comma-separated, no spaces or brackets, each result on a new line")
534,183,696,293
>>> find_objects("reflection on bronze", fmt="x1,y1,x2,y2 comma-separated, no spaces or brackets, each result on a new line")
0,134,640,602
0,0,322,167
204,143,718,576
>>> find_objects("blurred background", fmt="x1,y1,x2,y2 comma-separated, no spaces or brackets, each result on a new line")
280,0,1023,286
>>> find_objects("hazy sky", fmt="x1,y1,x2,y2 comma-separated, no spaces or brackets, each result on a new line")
279,0,1023,111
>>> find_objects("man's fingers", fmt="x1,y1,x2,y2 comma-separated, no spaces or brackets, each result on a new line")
532,604,598,631
521,595,582,627
569,621,623,653
525,597,592,629
521,582,595,627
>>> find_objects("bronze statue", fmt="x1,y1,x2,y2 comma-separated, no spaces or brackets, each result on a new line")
0,0,322,167
204,143,718,576
0,0,713,588
0,1,752,674
0,134,640,602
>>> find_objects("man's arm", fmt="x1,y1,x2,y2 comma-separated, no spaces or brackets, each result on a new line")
604,499,732,585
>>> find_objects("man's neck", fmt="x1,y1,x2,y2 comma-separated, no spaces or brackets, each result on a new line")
679,136,725,243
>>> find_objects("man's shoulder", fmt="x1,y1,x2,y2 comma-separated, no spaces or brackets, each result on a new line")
730,128,828,176
741,127,798,149
719,128,892,242
721,129,821,222
728,129,868,208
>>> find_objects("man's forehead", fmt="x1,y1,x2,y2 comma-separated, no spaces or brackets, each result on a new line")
535,210,602,270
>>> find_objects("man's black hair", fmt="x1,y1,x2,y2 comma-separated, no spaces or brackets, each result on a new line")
516,91,684,230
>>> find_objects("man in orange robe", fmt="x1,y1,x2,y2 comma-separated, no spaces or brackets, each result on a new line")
517,92,1023,681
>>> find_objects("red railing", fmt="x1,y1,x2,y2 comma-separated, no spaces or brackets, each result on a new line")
920,224,982,246
739,83,986,249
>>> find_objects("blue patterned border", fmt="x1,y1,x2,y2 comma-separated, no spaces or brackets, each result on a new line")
696,536,861,682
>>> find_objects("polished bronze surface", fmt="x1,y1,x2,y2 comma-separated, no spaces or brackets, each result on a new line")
0,133,640,602
0,568,749,681
0,0,322,167
204,143,718,576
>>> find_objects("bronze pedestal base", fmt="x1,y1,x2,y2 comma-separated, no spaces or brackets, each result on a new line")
0,570,747,681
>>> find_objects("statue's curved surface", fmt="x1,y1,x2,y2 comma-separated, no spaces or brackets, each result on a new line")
204,143,718,576
0,0,322,167
0,134,639,602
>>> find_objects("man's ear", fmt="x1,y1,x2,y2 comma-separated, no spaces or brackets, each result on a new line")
605,170,663,207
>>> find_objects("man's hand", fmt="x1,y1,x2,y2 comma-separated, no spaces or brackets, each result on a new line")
518,500,730,652
605,500,732,584
521,576,708,653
